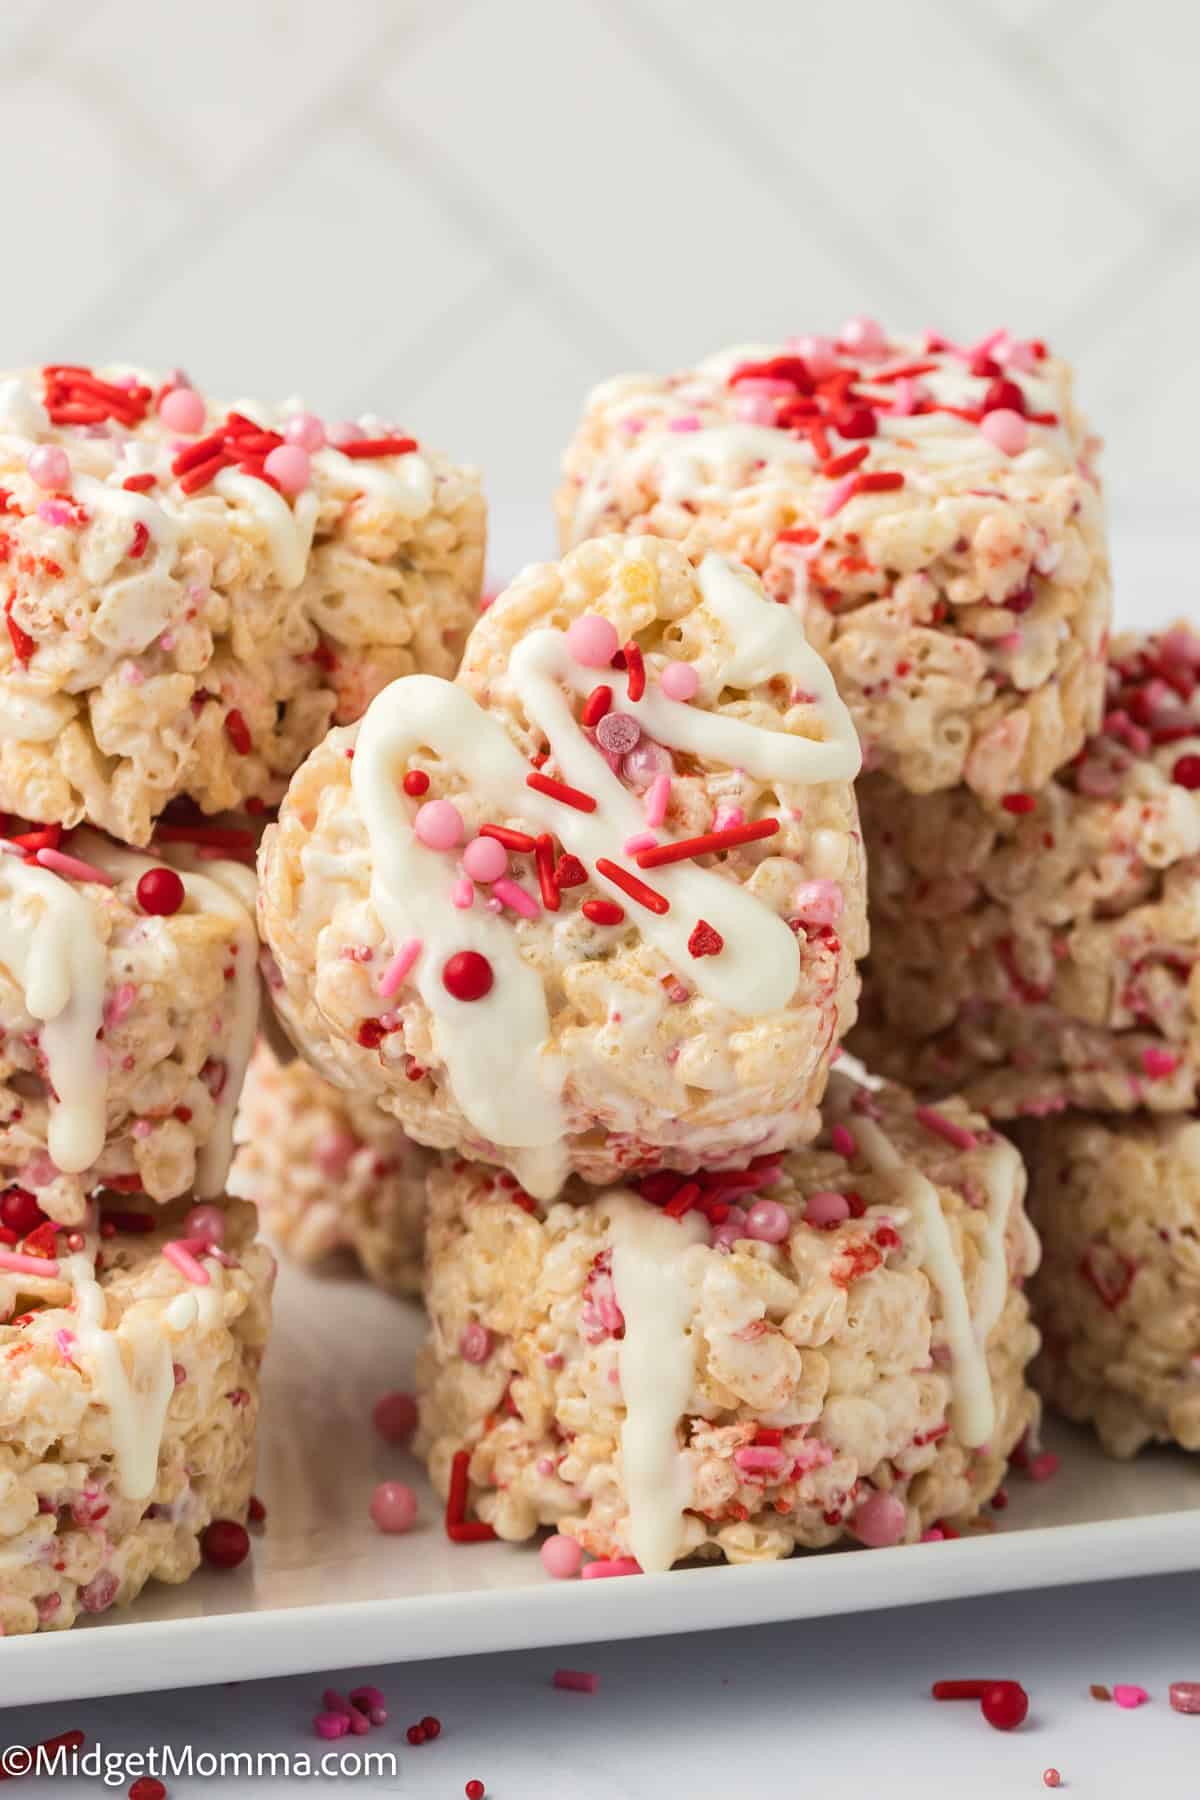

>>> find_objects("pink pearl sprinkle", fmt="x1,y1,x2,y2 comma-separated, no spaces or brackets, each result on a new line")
805,1191,851,1228
789,334,839,380
541,1534,583,1579
853,1490,907,1548
566,613,620,669
744,1199,790,1243
263,444,311,495
369,1481,418,1534
792,879,843,925
328,419,365,446
980,409,1028,456
372,1390,418,1443
314,1712,350,1740
283,411,326,451
1113,1685,1149,1709
159,387,206,433
27,445,69,489
414,799,464,850
830,1123,857,1159
1028,1451,1059,1482
1141,1045,1180,1079
463,836,508,883
734,392,778,426
460,1321,492,1364
184,1203,225,1245
840,315,888,358
660,661,699,702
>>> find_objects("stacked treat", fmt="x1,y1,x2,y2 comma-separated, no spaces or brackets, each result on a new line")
0,363,483,1630
257,506,1043,1572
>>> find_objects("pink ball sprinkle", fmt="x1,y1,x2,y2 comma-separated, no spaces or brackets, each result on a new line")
369,1481,418,1534
1113,1685,1149,1709
853,1490,907,1548
792,879,844,925
263,444,311,495
805,1190,851,1228
566,613,620,669
595,711,641,755
314,1712,350,1740
744,1199,790,1243
789,334,839,380
158,386,206,433
1028,1451,1059,1482
1169,1682,1200,1714
541,1534,583,1579
283,411,326,451
463,836,508,883
27,445,69,489
414,799,464,850
460,1321,492,1364
183,1203,225,1245
734,392,778,425
660,661,699,702
372,1390,418,1443
328,419,365,446
1141,1045,1179,1079
840,315,888,358
980,409,1028,456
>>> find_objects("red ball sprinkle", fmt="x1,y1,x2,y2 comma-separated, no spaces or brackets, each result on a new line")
247,1494,267,1524
442,950,494,1002
200,1518,250,1569
403,769,430,797
372,1389,419,1443
1043,1771,1062,1790
420,1715,441,1739
1,1187,45,1237
129,1780,167,1800
357,1018,388,1049
982,1681,1029,1731
983,377,1027,417
466,1783,486,1800
406,1726,426,1746
135,867,185,917
1172,753,1200,789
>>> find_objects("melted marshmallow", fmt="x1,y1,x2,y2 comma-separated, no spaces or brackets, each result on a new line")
0,855,107,1172
350,554,859,1195
63,1247,175,1500
850,1114,1002,1448
608,1192,707,1573
312,445,434,520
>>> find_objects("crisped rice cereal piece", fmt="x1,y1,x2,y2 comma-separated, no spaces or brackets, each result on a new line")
416,1073,1040,1570
0,367,484,844
0,826,259,1225
557,325,1109,800
853,624,1200,1119
231,1043,430,1296
0,1192,272,1634
1020,1110,1200,1457
259,537,867,1198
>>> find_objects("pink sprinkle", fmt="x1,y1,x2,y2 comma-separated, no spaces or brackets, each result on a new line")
36,498,77,527
733,1445,788,1475
667,414,702,432
1029,1451,1059,1482
459,1321,492,1363
1141,1046,1180,1080
644,771,671,827
414,799,464,851
121,662,145,686
451,877,475,910
788,333,839,379
323,1688,353,1715
463,836,508,883
830,1123,857,1159
980,409,1029,456
264,444,311,495
541,1535,583,1579
493,878,539,919
565,614,619,669
792,878,843,925
840,315,888,358
283,412,326,452
805,1190,851,1228
328,420,366,447
35,846,115,886
159,386,207,433
162,1240,210,1286
553,1668,600,1692
889,378,921,417
348,1685,386,1713
744,1199,790,1243
0,1249,59,1278
54,1328,76,1360
1113,1685,1149,1709
915,1105,978,1152
623,831,658,855
1169,1682,1200,1714
920,1528,945,1543
734,392,778,426
184,1202,225,1244
369,1480,418,1533
712,804,744,831
379,938,422,997
822,472,860,518
27,445,70,489
580,1558,641,1580
852,1489,907,1548
314,1713,350,1741
132,1119,153,1140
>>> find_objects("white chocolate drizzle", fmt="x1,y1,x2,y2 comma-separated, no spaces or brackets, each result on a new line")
62,1247,176,1500
607,1191,707,1573
350,553,859,1195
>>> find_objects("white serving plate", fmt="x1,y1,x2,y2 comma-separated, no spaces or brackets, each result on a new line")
3,1252,1198,1709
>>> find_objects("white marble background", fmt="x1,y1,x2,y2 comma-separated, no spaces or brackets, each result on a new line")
2,0,1194,543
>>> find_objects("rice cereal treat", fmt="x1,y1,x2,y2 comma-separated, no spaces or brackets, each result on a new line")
853,624,1200,1120
0,1192,273,1634
259,536,866,1199
557,323,1110,800
0,366,485,844
417,1073,1039,1571
231,1043,430,1296
1021,1111,1200,1457
0,826,259,1225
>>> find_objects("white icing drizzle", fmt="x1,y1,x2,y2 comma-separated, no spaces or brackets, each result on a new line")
312,445,434,520
62,1247,175,1500
607,1191,707,1573
0,857,107,1172
851,1115,1000,1449
213,470,319,590
350,554,859,1195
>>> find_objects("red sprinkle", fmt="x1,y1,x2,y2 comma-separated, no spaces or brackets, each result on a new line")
982,1682,1029,1731
5,598,36,666
622,640,646,703
441,951,494,1003
582,898,625,926
248,1494,267,1523
534,834,560,912
555,852,588,888
129,1780,166,1800
200,1518,250,1569
357,1018,388,1049
854,470,905,495
822,444,870,478
595,858,670,915
636,817,779,869
581,684,613,727
445,1448,497,1542
1,1189,45,1236
479,823,538,853
776,526,820,545
932,1680,994,1700
122,472,158,493
466,1783,486,1799
527,770,598,813
136,867,186,917
1001,792,1036,814
553,1669,600,1694
687,919,724,958
127,521,150,560
1172,754,1200,789
336,436,418,459
402,769,430,797
1043,1771,1062,1789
